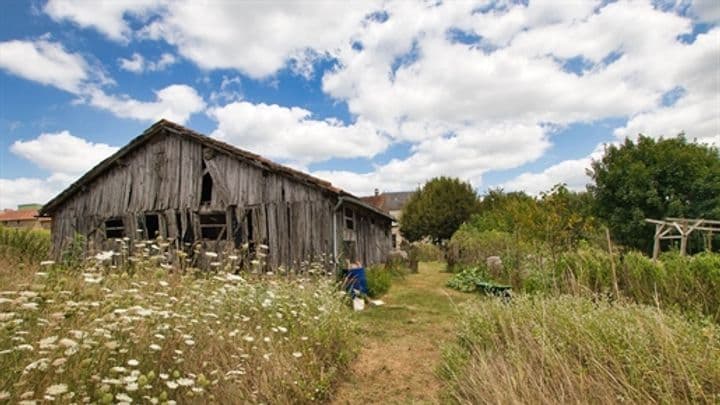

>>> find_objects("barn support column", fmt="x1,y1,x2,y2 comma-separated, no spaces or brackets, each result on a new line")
332,197,344,274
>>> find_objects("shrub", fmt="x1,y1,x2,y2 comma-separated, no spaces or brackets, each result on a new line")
441,295,720,403
0,226,51,263
446,227,515,272
406,242,444,263
445,266,489,293
365,262,407,298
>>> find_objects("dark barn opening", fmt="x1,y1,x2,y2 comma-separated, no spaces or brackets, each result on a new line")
105,218,125,238
201,173,213,204
145,213,160,238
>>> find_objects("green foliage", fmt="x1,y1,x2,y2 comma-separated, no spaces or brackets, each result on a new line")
400,177,480,243
365,263,408,298
589,135,720,253
442,295,720,403
0,226,51,263
365,265,393,298
405,242,444,262
445,266,489,292
469,185,600,255
61,233,86,267
446,228,514,272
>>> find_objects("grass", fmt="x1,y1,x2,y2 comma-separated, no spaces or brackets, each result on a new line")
333,262,470,404
441,295,720,404
0,241,357,403
0,226,51,263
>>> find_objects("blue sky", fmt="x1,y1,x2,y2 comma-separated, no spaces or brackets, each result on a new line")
0,0,718,209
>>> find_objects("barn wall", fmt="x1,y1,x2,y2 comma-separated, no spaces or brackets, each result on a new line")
50,130,390,269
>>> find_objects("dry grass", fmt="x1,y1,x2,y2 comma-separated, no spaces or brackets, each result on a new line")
333,262,470,404
441,295,720,404
0,244,356,403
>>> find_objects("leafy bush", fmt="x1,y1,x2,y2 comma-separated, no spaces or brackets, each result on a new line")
441,295,720,403
365,262,408,298
0,259,356,403
445,266,489,292
446,227,515,272
406,242,444,262
365,265,392,298
0,226,51,263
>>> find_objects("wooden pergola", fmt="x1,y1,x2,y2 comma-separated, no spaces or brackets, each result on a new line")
645,217,720,260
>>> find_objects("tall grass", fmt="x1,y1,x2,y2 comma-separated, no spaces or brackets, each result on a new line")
441,295,720,404
0,244,356,403
0,226,51,263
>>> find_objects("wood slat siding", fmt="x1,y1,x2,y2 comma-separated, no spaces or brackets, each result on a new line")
50,130,391,269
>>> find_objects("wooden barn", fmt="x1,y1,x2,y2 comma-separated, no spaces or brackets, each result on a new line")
39,119,393,269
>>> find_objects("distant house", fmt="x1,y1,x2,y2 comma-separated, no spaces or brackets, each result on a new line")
0,204,51,230
39,120,392,269
361,190,414,250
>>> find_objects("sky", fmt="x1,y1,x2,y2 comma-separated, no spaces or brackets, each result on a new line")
0,0,718,210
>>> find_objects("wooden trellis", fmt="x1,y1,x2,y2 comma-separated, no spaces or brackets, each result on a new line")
645,217,720,260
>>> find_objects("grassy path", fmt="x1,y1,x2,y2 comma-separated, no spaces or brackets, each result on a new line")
332,262,471,404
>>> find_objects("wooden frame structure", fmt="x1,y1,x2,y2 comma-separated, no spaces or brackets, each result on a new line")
645,217,720,260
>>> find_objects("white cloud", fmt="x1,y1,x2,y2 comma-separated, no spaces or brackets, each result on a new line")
0,38,91,93
118,53,144,73
44,0,163,42
87,84,205,124
23,0,720,197
10,130,118,175
1,130,121,210
0,37,203,124
313,122,550,195
208,101,389,165
119,52,176,73
0,177,68,210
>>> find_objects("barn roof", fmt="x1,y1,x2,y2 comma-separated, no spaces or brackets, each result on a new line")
39,119,392,220
360,191,415,212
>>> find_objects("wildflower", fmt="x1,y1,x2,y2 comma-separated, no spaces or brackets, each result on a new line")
127,359,139,367
292,352,303,358
40,260,55,266
39,336,58,349
166,381,178,389
0,312,15,321
149,344,161,351
116,393,133,402
0,392,9,400
45,384,68,396
94,251,114,262
243,336,254,342
59,338,78,348
205,252,218,258
21,303,39,310
111,366,128,373
184,339,195,346
177,378,194,386
15,344,34,351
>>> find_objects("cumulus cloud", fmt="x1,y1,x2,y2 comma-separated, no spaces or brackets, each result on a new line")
0,37,203,124
87,84,205,124
10,131,118,175
44,0,163,42
119,52,176,73
208,101,388,165
19,0,720,196
0,38,92,93
1,130,120,209
0,177,68,210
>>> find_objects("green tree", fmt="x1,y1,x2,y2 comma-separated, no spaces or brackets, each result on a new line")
400,177,480,243
589,135,720,253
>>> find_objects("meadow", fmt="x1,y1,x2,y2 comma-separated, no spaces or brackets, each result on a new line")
0,227,356,404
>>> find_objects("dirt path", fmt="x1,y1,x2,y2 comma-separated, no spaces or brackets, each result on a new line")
332,262,471,404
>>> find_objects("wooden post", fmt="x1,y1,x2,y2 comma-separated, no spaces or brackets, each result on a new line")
679,220,688,256
652,223,662,262
606,227,620,298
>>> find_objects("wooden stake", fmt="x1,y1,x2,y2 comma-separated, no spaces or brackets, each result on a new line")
606,227,620,298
